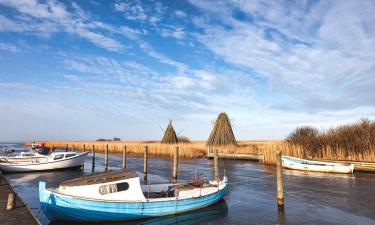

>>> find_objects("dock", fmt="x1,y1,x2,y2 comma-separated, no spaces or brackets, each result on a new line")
0,174,40,225
207,150,263,161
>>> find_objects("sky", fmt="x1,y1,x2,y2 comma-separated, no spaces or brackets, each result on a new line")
0,0,374,142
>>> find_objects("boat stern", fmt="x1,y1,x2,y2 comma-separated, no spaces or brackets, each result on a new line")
350,164,355,173
39,181,58,221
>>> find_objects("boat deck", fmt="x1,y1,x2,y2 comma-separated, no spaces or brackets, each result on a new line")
60,170,138,186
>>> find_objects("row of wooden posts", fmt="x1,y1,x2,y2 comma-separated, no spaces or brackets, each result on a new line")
77,143,282,210
62,144,283,209
63,144,214,183
4,144,283,211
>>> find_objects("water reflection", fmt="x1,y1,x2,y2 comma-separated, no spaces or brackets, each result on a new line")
3,143,375,225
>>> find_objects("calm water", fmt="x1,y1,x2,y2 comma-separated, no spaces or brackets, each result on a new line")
2,143,375,225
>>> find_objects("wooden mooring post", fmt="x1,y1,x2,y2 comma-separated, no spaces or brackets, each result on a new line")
122,145,127,169
172,146,179,183
144,146,148,181
214,149,219,181
65,144,68,152
105,144,109,171
91,145,95,172
6,192,17,210
276,150,284,210
83,144,86,152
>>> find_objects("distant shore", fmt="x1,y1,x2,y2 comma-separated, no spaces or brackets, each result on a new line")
24,140,375,164
24,140,283,159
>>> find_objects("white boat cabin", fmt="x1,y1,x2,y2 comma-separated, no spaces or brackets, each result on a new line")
0,151,80,163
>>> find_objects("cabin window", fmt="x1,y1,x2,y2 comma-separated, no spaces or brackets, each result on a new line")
99,182,129,195
65,153,76,158
53,154,64,160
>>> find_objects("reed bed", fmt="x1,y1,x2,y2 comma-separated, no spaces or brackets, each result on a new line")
25,141,206,158
284,119,375,163
24,140,273,159
24,137,375,165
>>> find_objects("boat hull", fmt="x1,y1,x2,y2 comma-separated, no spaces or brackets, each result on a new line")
39,181,228,222
0,152,88,173
282,156,354,174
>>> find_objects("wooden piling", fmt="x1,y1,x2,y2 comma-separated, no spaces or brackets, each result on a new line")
214,149,219,181
105,144,109,171
122,145,127,169
276,150,284,210
6,192,17,210
144,146,148,180
83,144,86,152
65,144,68,152
91,145,95,172
172,146,179,183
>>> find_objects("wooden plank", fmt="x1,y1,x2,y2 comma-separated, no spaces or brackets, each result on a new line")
0,175,40,225
207,152,263,161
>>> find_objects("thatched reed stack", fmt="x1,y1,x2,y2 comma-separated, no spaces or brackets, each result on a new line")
161,121,178,144
206,112,237,147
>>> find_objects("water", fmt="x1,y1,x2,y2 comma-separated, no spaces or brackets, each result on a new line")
2,143,375,225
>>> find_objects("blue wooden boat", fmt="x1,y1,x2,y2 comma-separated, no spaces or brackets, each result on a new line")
39,170,228,222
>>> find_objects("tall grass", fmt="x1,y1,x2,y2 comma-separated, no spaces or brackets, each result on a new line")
24,140,271,159
284,119,375,163
25,141,207,158
24,118,375,166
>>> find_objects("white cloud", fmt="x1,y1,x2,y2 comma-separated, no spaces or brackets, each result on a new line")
0,42,19,52
160,26,185,39
175,10,187,18
189,0,375,113
0,15,27,32
63,74,79,81
0,0,133,51
114,0,147,21
139,41,189,73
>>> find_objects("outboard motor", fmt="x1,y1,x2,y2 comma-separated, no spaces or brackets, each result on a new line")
3,148,15,156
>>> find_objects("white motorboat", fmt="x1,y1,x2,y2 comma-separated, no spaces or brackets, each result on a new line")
0,151,88,173
282,156,354,174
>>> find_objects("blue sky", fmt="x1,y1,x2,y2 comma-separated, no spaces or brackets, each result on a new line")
0,0,374,142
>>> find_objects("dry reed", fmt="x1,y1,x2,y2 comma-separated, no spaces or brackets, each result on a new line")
286,118,375,162
161,121,178,144
207,112,237,146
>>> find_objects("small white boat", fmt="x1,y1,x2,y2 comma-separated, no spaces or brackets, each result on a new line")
282,156,354,174
0,151,88,173
39,170,228,222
